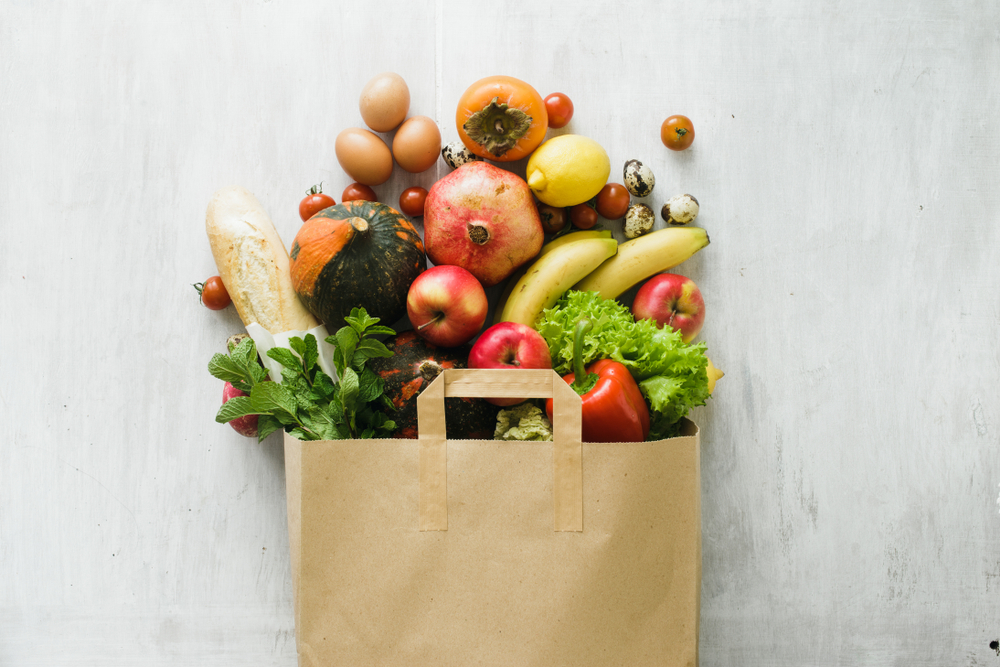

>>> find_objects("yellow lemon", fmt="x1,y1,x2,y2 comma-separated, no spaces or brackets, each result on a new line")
525,134,611,207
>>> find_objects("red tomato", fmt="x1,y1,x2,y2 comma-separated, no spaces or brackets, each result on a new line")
595,183,630,219
569,203,598,230
399,187,428,217
342,182,378,203
661,115,695,151
299,183,335,221
543,93,574,129
195,276,231,311
537,204,567,234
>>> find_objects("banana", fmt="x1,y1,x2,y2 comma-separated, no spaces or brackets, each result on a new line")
492,229,613,324
499,237,619,326
573,226,709,299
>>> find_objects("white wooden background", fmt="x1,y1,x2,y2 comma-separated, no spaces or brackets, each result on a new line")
2,1,999,665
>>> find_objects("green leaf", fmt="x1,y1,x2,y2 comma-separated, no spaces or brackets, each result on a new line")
363,325,396,337
352,338,393,369
215,396,256,424
340,366,360,412
289,427,316,441
208,353,247,385
344,307,377,333
288,335,307,359
325,392,346,423
250,362,270,384
334,326,360,367
231,337,257,368
357,368,384,403
302,334,319,374
250,382,299,421
257,414,284,442
314,370,336,400
268,347,303,374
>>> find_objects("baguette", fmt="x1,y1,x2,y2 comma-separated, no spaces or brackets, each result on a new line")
205,186,318,334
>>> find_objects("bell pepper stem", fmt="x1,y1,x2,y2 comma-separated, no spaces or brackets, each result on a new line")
571,319,593,394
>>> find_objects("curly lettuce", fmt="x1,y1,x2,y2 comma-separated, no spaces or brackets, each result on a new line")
494,402,553,441
534,290,710,439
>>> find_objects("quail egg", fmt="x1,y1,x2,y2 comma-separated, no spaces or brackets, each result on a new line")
441,141,482,170
623,203,655,239
661,194,700,225
623,159,655,197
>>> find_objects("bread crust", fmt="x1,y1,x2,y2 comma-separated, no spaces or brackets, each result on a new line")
205,186,318,334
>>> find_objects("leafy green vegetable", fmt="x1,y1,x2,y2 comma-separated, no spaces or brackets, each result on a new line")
494,402,553,441
534,290,710,439
207,307,397,442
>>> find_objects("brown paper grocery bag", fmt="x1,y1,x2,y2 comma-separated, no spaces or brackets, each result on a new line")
284,368,701,667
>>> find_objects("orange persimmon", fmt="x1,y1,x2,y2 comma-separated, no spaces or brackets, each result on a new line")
455,75,548,162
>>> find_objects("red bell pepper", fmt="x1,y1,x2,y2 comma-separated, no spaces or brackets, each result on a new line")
545,320,650,443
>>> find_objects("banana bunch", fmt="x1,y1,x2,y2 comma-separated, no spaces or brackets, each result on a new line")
497,231,618,327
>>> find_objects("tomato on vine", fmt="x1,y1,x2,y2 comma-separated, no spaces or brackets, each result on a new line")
661,115,695,151
537,204,567,234
569,203,598,230
194,276,231,311
543,93,574,129
299,183,335,221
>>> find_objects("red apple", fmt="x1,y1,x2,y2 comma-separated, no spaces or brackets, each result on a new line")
467,322,552,406
223,382,259,438
407,265,488,348
631,273,706,343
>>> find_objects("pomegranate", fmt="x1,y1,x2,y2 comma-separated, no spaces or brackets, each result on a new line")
423,161,543,287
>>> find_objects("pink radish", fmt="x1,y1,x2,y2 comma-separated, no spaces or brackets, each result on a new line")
222,382,258,438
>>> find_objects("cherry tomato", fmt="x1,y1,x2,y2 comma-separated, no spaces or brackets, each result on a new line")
299,183,335,221
342,182,378,203
194,276,231,311
569,203,598,230
537,204,567,234
661,115,695,151
399,186,428,217
456,75,548,161
595,183,630,219
543,93,574,129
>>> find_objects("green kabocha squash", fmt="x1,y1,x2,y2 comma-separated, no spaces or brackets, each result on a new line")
367,331,501,440
289,200,426,328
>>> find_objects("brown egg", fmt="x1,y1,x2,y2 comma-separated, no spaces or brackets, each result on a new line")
392,116,442,173
335,128,394,186
359,72,410,133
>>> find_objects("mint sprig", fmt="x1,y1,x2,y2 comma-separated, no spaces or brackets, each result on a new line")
207,307,397,442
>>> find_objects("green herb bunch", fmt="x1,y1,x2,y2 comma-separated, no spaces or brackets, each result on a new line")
208,308,397,442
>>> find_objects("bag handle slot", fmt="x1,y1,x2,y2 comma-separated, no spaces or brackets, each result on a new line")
417,368,583,532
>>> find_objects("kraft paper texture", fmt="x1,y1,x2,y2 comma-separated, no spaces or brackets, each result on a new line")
283,368,701,667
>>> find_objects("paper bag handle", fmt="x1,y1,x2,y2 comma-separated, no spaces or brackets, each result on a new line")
416,368,583,532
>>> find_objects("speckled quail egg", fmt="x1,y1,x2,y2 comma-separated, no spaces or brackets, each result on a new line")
623,159,655,197
441,141,482,170
661,194,699,225
623,203,656,239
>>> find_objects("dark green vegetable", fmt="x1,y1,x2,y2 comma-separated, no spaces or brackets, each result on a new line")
207,307,397,442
